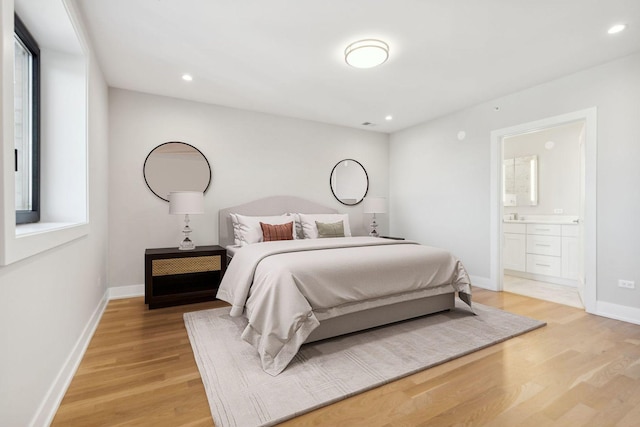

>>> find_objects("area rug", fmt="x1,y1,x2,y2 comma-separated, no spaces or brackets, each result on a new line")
184,301,545,427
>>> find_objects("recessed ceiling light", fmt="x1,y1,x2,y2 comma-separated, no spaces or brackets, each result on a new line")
608,24,626,34
345,39,389,69
385,115,393,121
182,74,193,81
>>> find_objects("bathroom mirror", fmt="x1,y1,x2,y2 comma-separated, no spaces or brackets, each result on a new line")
330,159,369,206
143,142,211,202
503,155,538,206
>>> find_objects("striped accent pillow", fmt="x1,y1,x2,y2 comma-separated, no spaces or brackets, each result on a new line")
260,221,294,242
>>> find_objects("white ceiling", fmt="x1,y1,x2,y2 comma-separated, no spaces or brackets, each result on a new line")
77,0,640,133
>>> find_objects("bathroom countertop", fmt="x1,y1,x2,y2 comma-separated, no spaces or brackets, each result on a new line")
503,219,579,225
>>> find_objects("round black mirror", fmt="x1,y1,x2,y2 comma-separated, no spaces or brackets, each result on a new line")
143,142,211,202
330,159,369,206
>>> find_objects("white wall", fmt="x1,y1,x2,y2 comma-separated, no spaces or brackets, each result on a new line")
0,0,109,425
390,52,640,311
108,89,389,289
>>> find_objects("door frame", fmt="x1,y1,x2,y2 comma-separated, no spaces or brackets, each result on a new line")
489,108,597,313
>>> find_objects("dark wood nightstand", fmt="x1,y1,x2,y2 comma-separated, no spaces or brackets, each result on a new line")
145,245,227,309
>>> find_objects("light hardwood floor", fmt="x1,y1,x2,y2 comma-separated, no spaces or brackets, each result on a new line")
52,289,640,426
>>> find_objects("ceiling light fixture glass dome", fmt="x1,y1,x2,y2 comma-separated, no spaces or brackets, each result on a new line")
345,39,389,69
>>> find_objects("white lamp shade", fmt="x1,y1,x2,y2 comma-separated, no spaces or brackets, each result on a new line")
363,197,387,214
168,191,204,214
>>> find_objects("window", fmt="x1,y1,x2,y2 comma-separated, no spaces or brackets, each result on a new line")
14,14,40,224
2,1,88,265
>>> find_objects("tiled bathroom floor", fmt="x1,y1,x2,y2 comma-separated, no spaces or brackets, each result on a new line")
503,274,584,309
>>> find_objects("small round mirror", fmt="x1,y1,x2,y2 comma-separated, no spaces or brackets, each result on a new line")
143,142,211,202
330,159,369,206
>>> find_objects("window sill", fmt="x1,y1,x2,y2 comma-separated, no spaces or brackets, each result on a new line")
16,222,80,237
2,222,88,265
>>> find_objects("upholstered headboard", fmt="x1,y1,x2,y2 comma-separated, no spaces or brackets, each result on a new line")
218,196,338,248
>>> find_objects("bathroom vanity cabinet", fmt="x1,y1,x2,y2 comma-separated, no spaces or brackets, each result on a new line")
503,221,579,285
503,223,527,271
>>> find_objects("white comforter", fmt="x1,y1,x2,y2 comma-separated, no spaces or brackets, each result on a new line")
216,237,472,375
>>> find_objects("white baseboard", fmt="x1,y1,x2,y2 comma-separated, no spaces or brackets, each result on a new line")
31,292,109,427
470,275,496,291
596,301,640,326
31,285,144,426
108,284,144,299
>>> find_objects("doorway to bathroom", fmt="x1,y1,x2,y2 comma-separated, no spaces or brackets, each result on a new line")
503,121,584,307
489,108,597,313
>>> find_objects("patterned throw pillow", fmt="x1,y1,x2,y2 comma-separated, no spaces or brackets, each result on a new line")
315,220,345,238
260,221,294,242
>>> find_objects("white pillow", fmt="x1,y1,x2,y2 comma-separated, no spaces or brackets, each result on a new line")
229,213,248,246
230,214,295,246
298,213,352,239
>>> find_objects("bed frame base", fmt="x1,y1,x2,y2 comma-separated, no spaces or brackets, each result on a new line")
304,292,455,344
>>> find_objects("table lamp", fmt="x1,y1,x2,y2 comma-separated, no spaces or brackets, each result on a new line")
363,197,386,237
169,191,205,250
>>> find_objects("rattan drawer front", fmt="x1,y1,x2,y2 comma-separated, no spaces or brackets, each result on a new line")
152,255,221,277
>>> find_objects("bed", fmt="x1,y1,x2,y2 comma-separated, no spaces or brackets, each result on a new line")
216,196,473,375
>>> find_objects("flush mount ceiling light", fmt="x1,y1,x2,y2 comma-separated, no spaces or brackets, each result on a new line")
182,74,193,81
345,39,389,69
608,23,626,34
